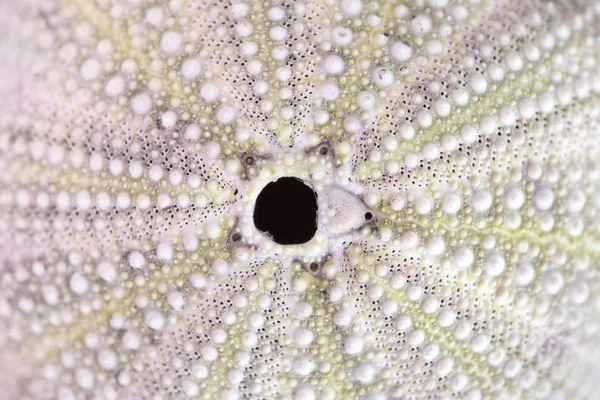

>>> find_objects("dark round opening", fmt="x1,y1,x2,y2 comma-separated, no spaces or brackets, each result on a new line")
365,212,373,221
253,177,318,245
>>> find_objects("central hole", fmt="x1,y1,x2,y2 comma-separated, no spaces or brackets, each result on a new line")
253,177,318,245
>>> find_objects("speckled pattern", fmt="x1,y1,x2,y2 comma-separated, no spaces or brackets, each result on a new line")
0,0,600,399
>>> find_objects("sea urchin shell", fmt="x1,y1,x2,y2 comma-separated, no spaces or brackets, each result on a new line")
1,0,600,399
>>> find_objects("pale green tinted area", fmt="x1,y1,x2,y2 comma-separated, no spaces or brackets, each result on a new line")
0,0,599,399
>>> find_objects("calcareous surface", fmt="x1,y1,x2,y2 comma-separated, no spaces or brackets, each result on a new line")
1,0,600,399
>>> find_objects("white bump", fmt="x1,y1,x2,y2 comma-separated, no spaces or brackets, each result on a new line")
145,309,165,330
352,361,376,384
161,30,182,54
482,252,506,277
69,273,89,295
97,261,117,283
390,41,413,62
411,15,432,36
80,58,101,81
341,0,363,16
200,82,221,102
128,251,146,269
131,93,152,115
323,54,345,75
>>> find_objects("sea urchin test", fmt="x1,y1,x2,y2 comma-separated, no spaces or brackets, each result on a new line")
0,0,599,399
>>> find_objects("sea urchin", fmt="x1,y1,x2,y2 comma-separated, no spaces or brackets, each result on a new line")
0,0,600,399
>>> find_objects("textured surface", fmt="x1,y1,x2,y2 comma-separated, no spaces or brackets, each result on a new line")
0,0,600,399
